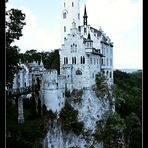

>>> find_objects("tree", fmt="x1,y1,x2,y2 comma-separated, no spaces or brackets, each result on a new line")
6,7,26,85
95,112,126,148
37,98,41,117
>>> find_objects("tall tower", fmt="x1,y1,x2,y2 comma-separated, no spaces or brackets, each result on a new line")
60,0,80,45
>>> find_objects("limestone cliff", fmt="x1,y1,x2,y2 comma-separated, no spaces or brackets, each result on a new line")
42,86,114,148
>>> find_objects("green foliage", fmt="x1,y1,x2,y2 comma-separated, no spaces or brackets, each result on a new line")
29,95,37,118
113,70,142,119
65,90,71,97
59,100,84,135
47,109,57,121
19,49,60,73
113,70,142,147
95,72,109,98
37,98,41,117
125,112,141,148
6,8,26,84
94,112,126,147
23,98,31,109
6,99,50,147
42,104,47,115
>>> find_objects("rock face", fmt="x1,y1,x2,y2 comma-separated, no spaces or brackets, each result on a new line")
42,87,114,148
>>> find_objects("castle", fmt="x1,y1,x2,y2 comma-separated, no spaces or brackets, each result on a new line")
12,0,114,113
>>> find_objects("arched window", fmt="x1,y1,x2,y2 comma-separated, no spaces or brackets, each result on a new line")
76,70,82,75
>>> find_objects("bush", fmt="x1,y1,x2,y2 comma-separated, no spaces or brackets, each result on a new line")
59,100,84,135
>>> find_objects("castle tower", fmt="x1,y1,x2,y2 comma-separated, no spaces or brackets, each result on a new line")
60,0,80,45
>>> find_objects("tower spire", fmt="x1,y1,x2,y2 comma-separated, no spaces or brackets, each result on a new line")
83,5,88,25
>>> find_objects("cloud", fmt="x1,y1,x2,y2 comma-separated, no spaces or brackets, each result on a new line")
84,0,142,37
6,3,61,53
6,0,142,69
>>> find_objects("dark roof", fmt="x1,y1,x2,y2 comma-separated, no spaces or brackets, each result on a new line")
90,27,102,36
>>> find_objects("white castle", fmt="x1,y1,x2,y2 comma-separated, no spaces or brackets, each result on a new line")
12,0,114,113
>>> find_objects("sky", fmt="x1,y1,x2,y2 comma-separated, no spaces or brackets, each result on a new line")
6,0,142,69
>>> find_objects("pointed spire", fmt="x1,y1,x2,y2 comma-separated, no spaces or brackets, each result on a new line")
83,5,88,25
84,5,87,17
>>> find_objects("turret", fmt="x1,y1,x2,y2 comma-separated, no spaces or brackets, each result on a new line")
60,0,80,45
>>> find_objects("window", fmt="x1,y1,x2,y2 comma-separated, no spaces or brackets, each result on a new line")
74,57,76,64
63,12,66,19
107,58,108,65
78,26,81,32
64,26,66,32
71,45,73,52
80,56,85,64
72,57,76,64
76,70,82,75
101,58,103,65
75,44,77,52
90,58,92,64
107,71,109,77
80,56,83,64
72,2,74,7
64,57,68,64
64,2,66,7
78,13,80,19
110,58,112,66
110,72,112,78
84,28,86,33
83,56,85,64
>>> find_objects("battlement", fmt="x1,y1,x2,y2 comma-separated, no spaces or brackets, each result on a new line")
43,69,58,75
62,64,73,69
58,75,66,80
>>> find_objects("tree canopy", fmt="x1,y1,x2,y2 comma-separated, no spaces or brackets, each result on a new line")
6,7,26,85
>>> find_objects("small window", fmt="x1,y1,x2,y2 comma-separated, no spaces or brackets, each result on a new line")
110,72,112,78
84,28,86,33
78,26,81,32
90,58,92,64
101,58,103,65
76,70,82,75
110,58,112,66
72,2,74,7
64,26,66,32
63,12,66,19
64,2,66,7
78,13,80,19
